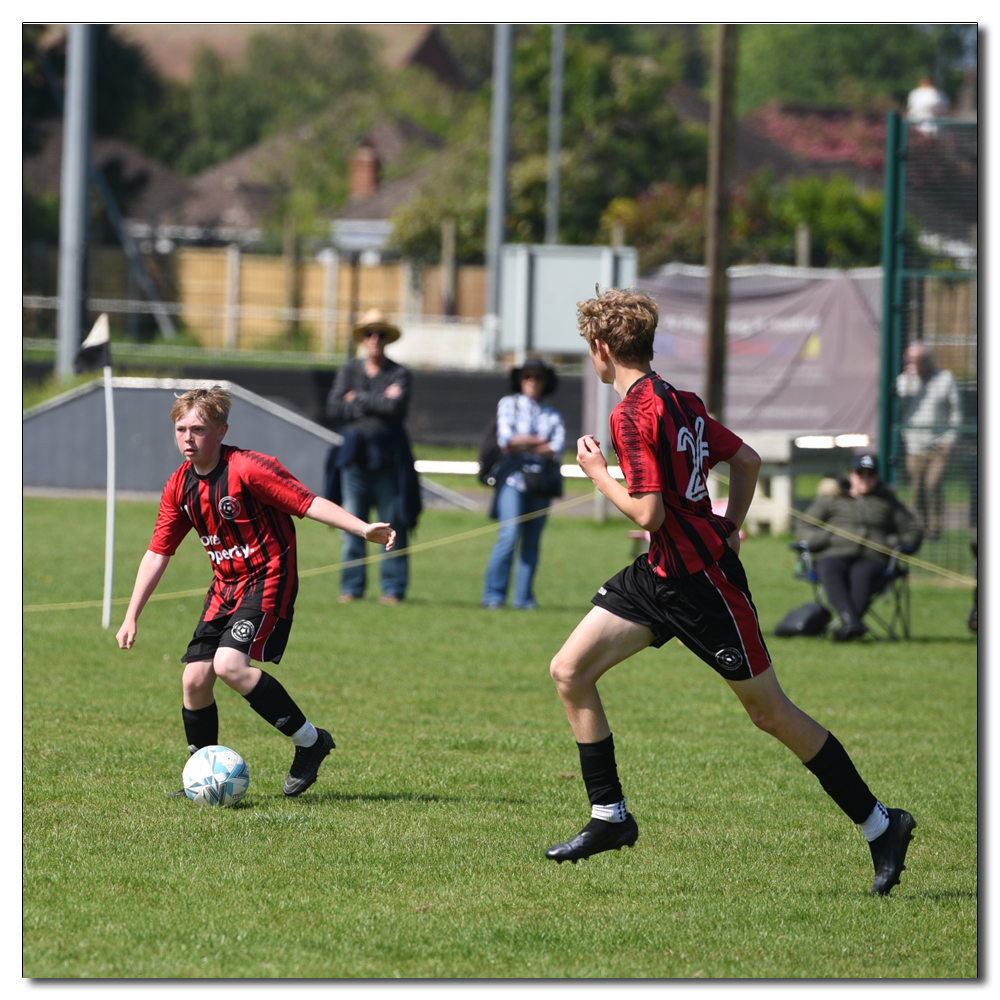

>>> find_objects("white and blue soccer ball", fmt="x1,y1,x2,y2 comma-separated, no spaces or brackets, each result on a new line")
182,745,250,807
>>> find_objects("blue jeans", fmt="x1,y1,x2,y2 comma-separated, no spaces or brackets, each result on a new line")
482,483,550,609
340,464,408,599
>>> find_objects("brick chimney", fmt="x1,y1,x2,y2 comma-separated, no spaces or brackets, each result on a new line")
349,143,380,201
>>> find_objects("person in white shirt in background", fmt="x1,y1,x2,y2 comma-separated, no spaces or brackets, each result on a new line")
906,76,950,135
896,342,962,540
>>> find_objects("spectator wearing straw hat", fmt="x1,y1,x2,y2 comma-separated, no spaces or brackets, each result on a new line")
325,309,420,605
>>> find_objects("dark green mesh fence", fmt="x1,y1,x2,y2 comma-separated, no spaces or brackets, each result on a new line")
884,115,977,581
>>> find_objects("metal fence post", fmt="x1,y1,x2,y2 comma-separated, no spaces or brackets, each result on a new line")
593,247,617,523
512,246,531,366
878,111,901,483
484,23,513,363
321,249,339,355
56,23,93,379
224,243,241,349
545,24,565,246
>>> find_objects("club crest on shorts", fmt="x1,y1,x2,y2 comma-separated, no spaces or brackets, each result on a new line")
218,496,242,519
231,619,256,643
715,647,744,671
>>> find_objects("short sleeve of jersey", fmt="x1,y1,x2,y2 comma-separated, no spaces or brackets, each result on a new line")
611,404,665,495
149,473,192,556
234,451,316,516
676,391,743,467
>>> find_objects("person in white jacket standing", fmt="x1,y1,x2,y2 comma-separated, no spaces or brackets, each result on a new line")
896,342,962,540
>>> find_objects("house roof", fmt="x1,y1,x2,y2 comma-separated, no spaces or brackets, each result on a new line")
23,99,441,239
161,115,441,234
333,167,430,222
64,23,467,88
746,102,887,178
22,120,192,221
668,84,884,188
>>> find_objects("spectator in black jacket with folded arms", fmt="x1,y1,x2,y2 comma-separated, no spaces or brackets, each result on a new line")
325,309,418,605
796,455,922,641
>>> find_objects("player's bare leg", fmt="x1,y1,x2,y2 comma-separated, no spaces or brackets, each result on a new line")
210,647,334,796
211,647,262,695
550,607,654,741
724,667,828,762
545,608,653,862
727,666,915,895
182,659,217,709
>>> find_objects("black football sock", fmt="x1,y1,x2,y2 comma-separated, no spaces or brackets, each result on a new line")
803,732,878,824
243,671,307,737
182,703,218,752
578,734,626,817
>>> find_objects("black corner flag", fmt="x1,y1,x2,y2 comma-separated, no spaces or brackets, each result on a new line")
74,313,111,374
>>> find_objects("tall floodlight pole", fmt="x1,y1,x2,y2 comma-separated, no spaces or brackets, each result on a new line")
544,24,565,245
484,23,513,363
704,24,738,420
56,23,95,379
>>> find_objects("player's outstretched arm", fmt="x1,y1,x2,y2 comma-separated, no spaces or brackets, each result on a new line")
116,550,171,649
304,496,397,550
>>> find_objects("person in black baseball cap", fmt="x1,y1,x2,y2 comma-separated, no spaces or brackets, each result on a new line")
796,454,922,641
850,454,878,474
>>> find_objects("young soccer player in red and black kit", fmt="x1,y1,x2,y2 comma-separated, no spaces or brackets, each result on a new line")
117,386,396,797
544,290,915,896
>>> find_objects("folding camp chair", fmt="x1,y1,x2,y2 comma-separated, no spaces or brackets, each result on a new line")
789,541,911,640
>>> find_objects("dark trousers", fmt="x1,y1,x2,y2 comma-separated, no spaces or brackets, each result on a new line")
815,556,887,625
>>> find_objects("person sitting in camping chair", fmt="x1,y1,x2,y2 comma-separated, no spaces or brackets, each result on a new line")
794,455,923,642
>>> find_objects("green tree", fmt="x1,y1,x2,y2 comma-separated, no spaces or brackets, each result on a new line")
391,25,707,262
437,25,494,89
23,24,59,154
736,24,973,116
605,170,884,272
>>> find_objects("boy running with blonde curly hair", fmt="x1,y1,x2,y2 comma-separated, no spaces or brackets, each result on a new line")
544,290,915,897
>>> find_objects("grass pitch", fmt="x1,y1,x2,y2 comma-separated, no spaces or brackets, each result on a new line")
23,497,977,978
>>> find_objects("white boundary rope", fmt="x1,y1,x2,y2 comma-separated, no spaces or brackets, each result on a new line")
23,490,596,613
23,469,975,615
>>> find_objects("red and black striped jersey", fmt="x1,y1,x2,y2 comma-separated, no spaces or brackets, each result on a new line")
611,373,743,579
149,445,315,620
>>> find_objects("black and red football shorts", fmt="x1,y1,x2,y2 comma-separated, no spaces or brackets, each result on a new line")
181,609,293,665
591,545,772,681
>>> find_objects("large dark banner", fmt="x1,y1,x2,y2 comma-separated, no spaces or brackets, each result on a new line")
631,267,882,438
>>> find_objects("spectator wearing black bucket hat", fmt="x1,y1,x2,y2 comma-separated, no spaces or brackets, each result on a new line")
481,357,566,610
795,454,923,641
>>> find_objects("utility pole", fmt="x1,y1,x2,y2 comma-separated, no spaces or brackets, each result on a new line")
704,24,738,420
41,42,176,341
484,23,513,362
545,24,565,245
56,23,94,379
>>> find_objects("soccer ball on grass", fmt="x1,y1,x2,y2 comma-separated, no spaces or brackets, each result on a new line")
182,745,250,806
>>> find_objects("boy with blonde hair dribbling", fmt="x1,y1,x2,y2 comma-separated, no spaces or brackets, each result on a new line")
117,386,396,797
544,289,915,897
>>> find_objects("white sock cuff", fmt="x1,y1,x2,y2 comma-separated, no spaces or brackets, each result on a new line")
859,801,890,841
290,720,318,748
591,799,627,823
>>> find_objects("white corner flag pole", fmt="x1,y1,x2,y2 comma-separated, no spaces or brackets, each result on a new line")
102,363,116,629
77,312,116,628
